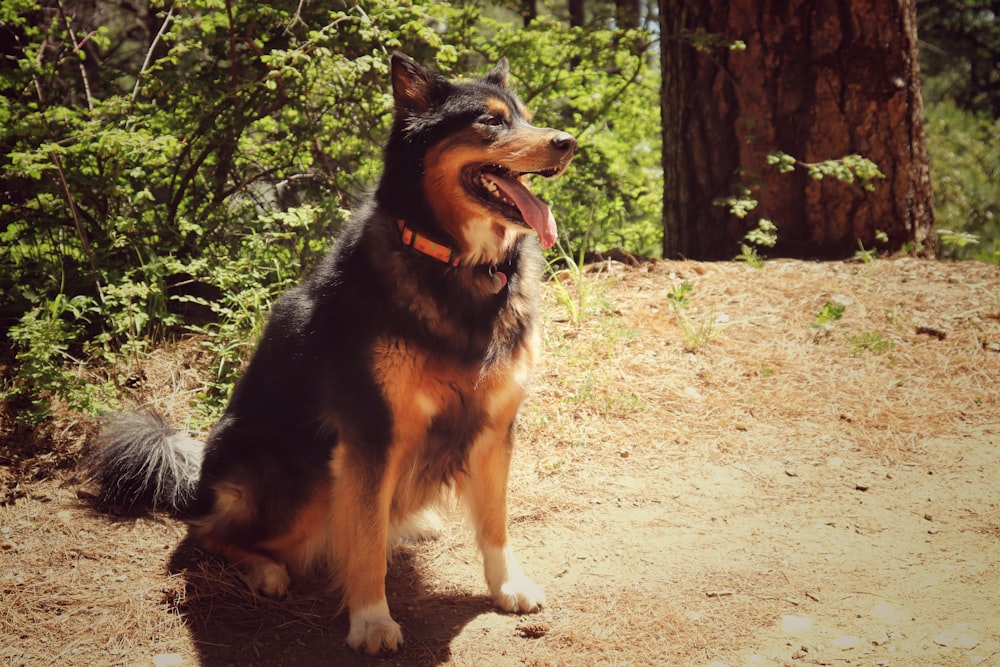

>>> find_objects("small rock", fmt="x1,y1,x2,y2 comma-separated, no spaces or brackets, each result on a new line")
934,626,979,649
781,615,813,634
832,635,861,650
152,654,184,667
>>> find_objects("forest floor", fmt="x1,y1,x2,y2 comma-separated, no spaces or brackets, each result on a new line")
2,257,999,667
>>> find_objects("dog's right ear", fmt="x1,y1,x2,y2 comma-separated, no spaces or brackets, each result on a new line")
390,53,442,114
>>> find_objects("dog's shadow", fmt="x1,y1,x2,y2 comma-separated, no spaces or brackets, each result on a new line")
166,536,495,666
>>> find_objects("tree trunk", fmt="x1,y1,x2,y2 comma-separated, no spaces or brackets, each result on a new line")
569,0,585,27
522,0,537,26
615,0,641,28
660,0,935,259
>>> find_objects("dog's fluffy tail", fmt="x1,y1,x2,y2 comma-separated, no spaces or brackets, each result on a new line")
85,410,204,515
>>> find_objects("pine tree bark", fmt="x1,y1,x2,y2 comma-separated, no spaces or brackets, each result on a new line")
660,0,935,259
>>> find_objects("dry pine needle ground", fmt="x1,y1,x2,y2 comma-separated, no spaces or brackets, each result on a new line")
2,258,999,666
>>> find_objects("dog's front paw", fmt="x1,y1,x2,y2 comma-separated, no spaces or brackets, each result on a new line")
483,544,545,613
493,576,545,613
346,602,403,654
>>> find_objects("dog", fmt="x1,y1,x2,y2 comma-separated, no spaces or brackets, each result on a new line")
86,53,576,654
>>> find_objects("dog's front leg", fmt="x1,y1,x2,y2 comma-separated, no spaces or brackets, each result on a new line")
331,449,403,654
463,425,545,613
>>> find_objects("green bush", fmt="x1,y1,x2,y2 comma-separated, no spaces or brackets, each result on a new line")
1,0,660,424
925,101,1000,261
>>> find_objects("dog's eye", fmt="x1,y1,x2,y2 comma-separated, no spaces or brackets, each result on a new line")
479,113,506,127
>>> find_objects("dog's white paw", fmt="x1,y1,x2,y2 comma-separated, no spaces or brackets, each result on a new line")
493,575,546,613
482,544,545,613
346,601,403,654
246,560,291,599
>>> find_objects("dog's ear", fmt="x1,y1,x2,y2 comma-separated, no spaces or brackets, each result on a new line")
483,57,510,88
391,53,443,113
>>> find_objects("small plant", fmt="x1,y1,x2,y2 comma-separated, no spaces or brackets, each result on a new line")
812,301,846,330
853,242,876,264
666,281,693,310
847,330,894,354
545,239,612,327
666,282,719,351
735,244,764,268
736,218,778,267
545,243,588,326
853,230,889,264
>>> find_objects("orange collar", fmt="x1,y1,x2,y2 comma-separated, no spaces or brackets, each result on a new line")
396,219,510,293
397,220,460,267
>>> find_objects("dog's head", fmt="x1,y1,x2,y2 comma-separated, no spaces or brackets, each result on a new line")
378,54,576,263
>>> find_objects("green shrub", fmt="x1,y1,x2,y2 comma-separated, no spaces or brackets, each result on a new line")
925,101,1000,261
1,0,662,423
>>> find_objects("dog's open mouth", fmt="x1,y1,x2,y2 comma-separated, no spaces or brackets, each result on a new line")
465,165,560,249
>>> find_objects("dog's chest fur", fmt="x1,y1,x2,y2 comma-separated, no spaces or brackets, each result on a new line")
309,212,541,483
373,223,539,468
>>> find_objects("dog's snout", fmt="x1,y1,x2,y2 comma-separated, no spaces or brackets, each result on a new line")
550,132,577,154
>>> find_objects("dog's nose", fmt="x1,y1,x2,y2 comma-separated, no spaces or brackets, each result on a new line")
550,132,577,154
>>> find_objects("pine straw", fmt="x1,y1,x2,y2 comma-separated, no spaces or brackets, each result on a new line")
2,258,999,665
522,258,1000,468
505,257,1000,664
0,485,190,666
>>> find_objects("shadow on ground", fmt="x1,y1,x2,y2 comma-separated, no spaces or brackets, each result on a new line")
166,537,493,666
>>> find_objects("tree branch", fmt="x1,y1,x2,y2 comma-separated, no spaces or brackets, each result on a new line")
131,4,175,106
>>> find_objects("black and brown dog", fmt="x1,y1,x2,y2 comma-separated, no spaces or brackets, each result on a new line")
87,53,576,653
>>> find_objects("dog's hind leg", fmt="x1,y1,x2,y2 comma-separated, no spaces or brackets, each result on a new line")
191,482,289,598
200,535,292,599
460,423,545,613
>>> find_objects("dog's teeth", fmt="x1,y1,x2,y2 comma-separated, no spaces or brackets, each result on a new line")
481,175,504,199
480,172,517,207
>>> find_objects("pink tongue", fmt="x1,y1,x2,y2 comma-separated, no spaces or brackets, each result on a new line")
484,173,558,249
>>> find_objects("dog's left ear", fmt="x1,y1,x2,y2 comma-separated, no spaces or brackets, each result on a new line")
484,58,510,88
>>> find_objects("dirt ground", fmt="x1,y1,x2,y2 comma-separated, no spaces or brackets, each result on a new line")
2,257,999,666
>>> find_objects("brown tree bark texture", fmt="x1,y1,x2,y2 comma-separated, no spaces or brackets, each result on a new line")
661,0,934,259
